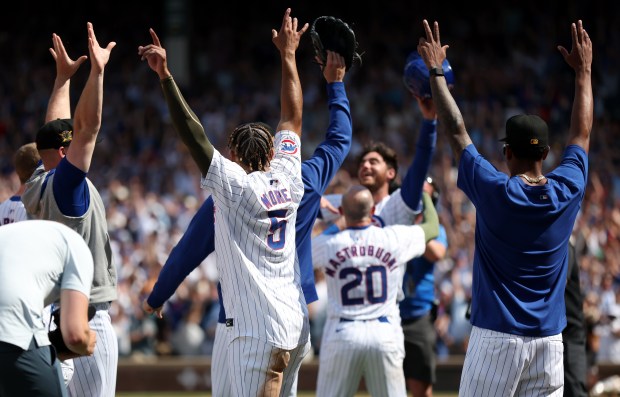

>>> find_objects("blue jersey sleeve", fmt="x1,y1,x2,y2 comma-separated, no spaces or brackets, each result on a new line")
53,157,90,216
147,196,216,309
297,82,352,304
400,119,437,212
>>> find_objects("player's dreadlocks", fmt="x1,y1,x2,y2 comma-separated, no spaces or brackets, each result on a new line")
228,122,275,172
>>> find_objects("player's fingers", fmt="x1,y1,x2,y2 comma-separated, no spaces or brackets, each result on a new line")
570,22,578,48
271,29,278,40
434,21,441,43
423,20,433,42
150,28,161,47
299,22,309,34
557,45,568,59
292,17,298,32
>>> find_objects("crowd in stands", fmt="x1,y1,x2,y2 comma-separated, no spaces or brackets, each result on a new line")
1,0,618,386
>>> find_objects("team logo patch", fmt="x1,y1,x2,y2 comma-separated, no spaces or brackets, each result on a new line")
371,215,385,228
279,139,298,155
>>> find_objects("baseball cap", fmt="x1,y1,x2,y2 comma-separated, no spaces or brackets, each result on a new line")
35,118,73,150
500,114,549,150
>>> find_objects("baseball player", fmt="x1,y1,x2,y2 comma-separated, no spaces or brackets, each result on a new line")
0,143,39,226
0,220,96,397
139,8,310,396
320,93,438,232
312,186,439,397
22,25,119,397
143,48,352,396
417,19,593,396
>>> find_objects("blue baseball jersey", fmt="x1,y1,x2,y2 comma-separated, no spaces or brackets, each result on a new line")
147,82,352,314
458,144,588,336
399,224,448,320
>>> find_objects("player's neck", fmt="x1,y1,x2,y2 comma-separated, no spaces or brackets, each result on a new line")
371,187,389,205
345,218,373,229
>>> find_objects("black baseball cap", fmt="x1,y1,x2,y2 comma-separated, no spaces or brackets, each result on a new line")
500,114,549,149
35,118,73,150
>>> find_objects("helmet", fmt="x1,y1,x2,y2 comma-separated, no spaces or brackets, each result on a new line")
403,50,455,99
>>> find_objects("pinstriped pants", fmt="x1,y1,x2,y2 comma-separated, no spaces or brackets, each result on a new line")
459,326,564,397
67,308,118,397
227,333,310,397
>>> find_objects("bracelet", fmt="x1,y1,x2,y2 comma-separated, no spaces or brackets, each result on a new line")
160,75,173,83
429,67,444,77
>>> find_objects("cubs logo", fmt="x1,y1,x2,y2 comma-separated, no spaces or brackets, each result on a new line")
371,215,384,228
279,139,298,155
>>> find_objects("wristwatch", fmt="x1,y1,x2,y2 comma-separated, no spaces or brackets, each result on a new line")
429,67,445,77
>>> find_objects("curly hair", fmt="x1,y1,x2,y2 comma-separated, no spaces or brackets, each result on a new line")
228,122,275,172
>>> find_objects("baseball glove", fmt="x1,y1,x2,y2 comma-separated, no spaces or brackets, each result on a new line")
310,16,361,71
48,304,96,358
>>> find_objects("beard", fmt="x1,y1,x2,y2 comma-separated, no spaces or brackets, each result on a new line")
359,172,388,194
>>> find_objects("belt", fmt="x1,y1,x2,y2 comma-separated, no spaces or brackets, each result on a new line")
91,302,111,311
340,316,389,323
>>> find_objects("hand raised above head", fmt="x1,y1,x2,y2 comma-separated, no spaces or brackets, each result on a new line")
557,20,593,73
322,51,346,83
86,22,116,74
49,33,88,82
138,28,170,79
416,20,449,70
272,8,308,54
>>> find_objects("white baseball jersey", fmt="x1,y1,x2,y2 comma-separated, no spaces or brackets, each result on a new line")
0,196,28,226
201,130,309,350
321,188,419,227
312,224,427,320
312,223,427,397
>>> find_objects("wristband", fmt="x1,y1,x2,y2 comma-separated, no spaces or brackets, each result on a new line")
429,67,444,77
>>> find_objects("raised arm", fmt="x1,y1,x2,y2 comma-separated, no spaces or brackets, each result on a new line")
144,197,216,318
69,22,116,172
417,20,472,164
45,33,88,122
139,29,214,175
558,20,593,153
400,97,437,212
272,8,308,136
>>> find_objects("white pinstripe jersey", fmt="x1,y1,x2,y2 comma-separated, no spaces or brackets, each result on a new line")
201,131,309,350
312,224,427,320
321,188,419,227
0,196,28,226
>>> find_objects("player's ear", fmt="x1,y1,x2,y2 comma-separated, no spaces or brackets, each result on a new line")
269,147,275,159
386,167,396,181
338,206,343,216
370,205,375,216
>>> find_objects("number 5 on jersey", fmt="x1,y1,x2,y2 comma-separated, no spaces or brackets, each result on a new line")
267,210,288,249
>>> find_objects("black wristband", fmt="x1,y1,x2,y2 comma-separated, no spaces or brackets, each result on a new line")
429,67,444,77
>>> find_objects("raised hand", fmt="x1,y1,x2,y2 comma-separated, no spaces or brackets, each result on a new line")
417,20,449,70
86,22,116,74
138,28,170,79
272,8,308,54
49,33,87,82
557,20,593,73
322,50,346,83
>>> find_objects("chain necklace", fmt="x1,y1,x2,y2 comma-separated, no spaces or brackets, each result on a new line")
518,174,546,184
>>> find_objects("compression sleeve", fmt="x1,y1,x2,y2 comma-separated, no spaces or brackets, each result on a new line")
160,76,214,176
